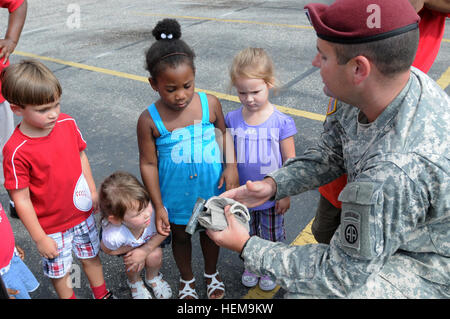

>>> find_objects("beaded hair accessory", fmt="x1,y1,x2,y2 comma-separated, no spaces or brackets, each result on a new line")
160,32,173,39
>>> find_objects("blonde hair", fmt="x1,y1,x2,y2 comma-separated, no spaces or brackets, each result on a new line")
1,59,62,107
229,47,277,88
99,171,151,222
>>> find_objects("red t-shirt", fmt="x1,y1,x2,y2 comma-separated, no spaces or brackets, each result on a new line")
0,203,15,270
2,113,93,234
319,8,448,208
413,8,449,73
0,0,25,103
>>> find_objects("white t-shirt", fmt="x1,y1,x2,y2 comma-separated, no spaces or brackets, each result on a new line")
101,210,157,251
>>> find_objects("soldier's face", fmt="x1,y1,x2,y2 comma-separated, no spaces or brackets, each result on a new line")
312,38,351,100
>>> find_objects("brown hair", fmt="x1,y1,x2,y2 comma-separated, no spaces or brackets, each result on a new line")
229,47,277,88
1,59,62,107
99,171,151,221
333,29,419,77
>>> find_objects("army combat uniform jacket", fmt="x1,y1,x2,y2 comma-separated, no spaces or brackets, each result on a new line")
242,67,450,298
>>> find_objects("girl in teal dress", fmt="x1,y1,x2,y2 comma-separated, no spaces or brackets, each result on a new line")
137,19,239,299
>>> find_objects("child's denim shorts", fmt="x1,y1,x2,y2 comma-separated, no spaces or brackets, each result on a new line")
1,252,39,299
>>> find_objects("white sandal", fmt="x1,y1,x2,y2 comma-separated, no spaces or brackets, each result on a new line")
178,277,199,299
204,272,225,299
127,280,152,299
145,272,172,299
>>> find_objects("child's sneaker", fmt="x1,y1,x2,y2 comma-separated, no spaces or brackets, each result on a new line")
241,269,259,288
101,290,117,299
259,275,277,291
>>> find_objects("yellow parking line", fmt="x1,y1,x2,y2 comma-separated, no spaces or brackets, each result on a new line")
291,218,317,246
131,12,313,30
14,50,149,83
13,50,326,122
436,66,450,90
131,12,450,43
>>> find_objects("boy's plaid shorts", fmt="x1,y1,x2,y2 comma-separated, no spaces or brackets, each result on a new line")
42,214,100,278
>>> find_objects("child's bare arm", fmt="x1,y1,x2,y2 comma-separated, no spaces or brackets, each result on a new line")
9,187,58,258
280,136,296,163
137,111,170,236
0,0,27,62
209,94,239,190
275,136,297,214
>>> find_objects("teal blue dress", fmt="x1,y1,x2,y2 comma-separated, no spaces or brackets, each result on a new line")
147,92,224,225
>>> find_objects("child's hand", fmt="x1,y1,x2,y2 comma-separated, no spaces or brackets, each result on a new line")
219,165,240,191
15,245,25,260
275,197,290,215
7,288,19,299
155,207,171,236
0,39,16,64
91,190,99,214
36,236,59,259
123,247,147,273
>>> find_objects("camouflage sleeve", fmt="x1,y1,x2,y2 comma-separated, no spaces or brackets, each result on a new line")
267,110,345,200
242,160,429,297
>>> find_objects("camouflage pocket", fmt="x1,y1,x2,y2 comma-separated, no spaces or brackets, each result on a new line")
338,182,382,259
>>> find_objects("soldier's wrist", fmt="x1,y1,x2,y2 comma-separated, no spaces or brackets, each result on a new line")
239,236,252,261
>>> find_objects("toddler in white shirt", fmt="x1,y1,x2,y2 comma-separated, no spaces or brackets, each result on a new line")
99,171,172,299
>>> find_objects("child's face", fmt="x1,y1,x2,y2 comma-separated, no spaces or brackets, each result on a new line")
12,98,61,137
122,202,153,231
234,77,272,113
150,63,195,112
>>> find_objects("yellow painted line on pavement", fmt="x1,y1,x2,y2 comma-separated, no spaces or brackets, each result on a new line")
242,219,317,299
14,50,149,83
13,50,326,122
131,12,313,30
436,66,450,90
291,218,317,246
132,12,450,44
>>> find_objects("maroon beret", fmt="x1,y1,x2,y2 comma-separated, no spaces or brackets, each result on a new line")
304,0,420,44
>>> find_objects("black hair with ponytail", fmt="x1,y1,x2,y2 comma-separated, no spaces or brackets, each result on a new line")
145,19,196,80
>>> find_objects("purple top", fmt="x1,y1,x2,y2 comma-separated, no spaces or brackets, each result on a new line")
225,106,297,210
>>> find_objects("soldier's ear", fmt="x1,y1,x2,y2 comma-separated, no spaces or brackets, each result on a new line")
349,55,371,86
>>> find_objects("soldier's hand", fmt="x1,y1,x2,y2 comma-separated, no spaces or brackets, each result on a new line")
207,205,250,253
220,179,276,208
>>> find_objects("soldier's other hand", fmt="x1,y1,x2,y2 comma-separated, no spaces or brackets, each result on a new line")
207,205,250,253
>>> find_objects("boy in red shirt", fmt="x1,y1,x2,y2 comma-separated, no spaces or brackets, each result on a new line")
1,59,114,299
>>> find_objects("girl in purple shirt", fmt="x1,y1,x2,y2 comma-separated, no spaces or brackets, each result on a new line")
225,48,297,291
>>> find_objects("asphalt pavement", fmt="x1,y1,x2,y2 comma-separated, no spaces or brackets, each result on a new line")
0,0,448,302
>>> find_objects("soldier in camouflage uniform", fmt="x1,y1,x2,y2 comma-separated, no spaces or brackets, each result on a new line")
207,0,450,298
